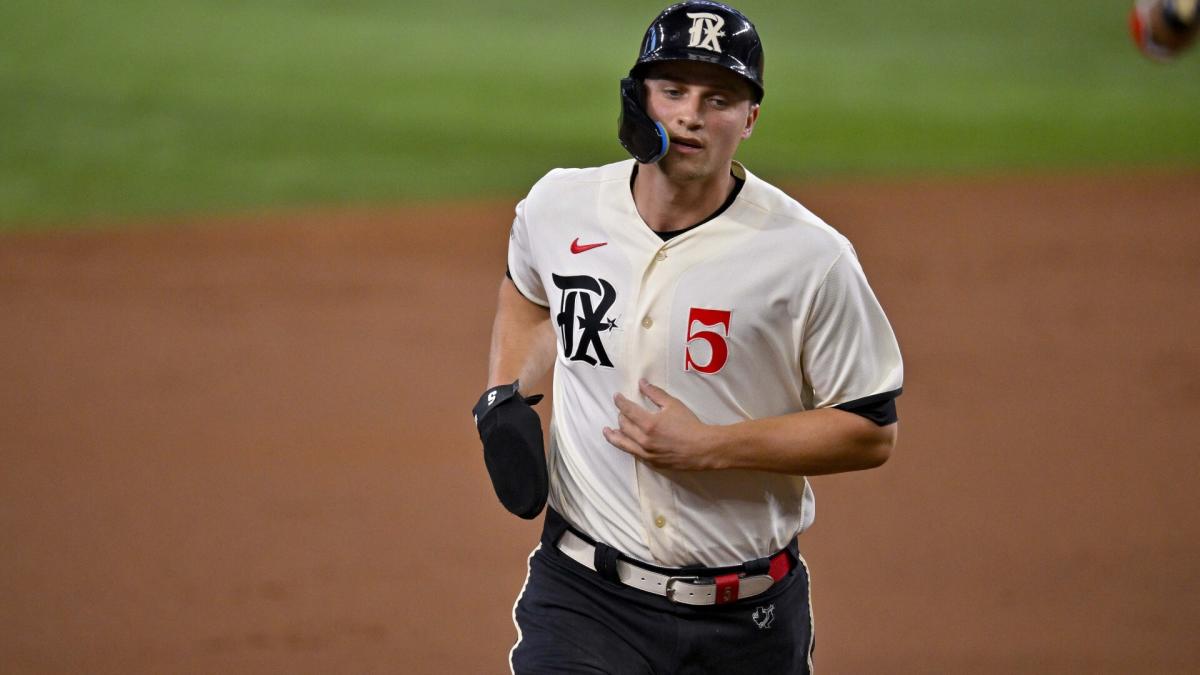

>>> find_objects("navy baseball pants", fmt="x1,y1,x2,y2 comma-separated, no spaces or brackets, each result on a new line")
509,509,815,674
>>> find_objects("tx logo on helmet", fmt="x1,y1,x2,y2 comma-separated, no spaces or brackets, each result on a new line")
686,12,725,52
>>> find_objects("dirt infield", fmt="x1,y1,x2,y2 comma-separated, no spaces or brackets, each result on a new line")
2,171,1199,674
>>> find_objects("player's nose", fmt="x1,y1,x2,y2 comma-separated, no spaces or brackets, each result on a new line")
674,98,704,130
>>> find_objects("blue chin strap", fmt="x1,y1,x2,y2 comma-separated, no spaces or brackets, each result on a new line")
618,78,670,164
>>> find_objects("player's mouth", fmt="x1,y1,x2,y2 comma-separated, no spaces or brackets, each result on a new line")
670,137,704,154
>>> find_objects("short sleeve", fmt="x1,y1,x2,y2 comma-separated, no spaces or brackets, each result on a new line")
801,246,903,412
506,198,549,307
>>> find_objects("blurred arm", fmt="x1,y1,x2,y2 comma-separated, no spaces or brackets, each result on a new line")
487,278,556,389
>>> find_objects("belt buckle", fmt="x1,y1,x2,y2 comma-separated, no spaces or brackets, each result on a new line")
664,575,707,603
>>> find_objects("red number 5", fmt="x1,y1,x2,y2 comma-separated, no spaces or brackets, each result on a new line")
685,308,732,374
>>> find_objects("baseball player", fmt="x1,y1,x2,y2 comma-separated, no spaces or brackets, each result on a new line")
1131,0,1199,60
472,2,903,672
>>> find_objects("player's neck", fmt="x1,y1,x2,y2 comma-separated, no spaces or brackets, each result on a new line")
632,163,736,234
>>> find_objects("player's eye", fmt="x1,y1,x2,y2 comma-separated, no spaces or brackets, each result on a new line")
708,96,728,108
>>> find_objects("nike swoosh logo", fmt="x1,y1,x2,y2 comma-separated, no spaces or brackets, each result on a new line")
570,238,608,254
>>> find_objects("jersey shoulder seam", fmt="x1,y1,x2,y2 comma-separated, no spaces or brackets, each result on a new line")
799,246,850,330
738,182,850,248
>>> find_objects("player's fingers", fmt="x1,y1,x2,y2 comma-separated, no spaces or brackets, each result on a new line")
617,412,651,446
638,379,674,408
614,392,653,425
602,426,647,459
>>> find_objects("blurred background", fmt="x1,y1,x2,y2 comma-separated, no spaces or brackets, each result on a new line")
2,1,1198,673
1,0,1198,226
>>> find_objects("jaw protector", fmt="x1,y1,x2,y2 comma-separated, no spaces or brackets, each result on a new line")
618,77,669,164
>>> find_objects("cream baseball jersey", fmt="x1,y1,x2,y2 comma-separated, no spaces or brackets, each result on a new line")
507,159,903,568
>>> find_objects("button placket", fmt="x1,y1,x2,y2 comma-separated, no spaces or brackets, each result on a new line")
631,241,681,563
639,246,668,332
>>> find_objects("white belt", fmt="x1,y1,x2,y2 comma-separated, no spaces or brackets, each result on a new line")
556,530,779,606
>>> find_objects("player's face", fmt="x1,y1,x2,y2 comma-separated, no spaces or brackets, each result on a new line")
642,62,759,180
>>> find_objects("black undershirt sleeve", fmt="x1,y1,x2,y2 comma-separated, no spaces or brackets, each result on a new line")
833,388,902,426
504,268,543,305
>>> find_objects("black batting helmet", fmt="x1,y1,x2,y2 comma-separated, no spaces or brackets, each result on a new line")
618,1,765,163
632,1,765,101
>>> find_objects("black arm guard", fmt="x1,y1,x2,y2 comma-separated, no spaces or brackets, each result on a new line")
472,381,548,520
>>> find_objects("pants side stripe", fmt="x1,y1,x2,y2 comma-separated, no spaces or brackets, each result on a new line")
798,552,816,674
507,543,542,675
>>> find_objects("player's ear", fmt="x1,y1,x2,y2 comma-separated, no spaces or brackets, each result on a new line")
741,103,760,140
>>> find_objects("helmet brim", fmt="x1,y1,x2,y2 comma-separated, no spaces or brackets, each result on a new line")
631,54,764,103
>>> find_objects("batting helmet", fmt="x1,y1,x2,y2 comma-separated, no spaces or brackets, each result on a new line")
618,1,765,163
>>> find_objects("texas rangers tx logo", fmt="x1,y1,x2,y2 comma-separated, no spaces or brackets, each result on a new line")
552,274,619,368
686,12,726,53
752,604,775,630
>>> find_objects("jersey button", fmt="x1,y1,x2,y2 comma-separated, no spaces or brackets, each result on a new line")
654,515,667,528
655,251,667,262
641,317,653,329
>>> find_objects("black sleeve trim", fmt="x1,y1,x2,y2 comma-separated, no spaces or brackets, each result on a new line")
833,387,902,426
504,267,549,307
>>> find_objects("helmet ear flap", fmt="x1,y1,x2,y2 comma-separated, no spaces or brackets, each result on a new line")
618,77,669,164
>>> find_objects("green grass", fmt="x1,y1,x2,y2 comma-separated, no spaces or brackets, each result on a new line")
1,0,1198,227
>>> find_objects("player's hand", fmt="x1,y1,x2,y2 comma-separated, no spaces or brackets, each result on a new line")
602,379,723,471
